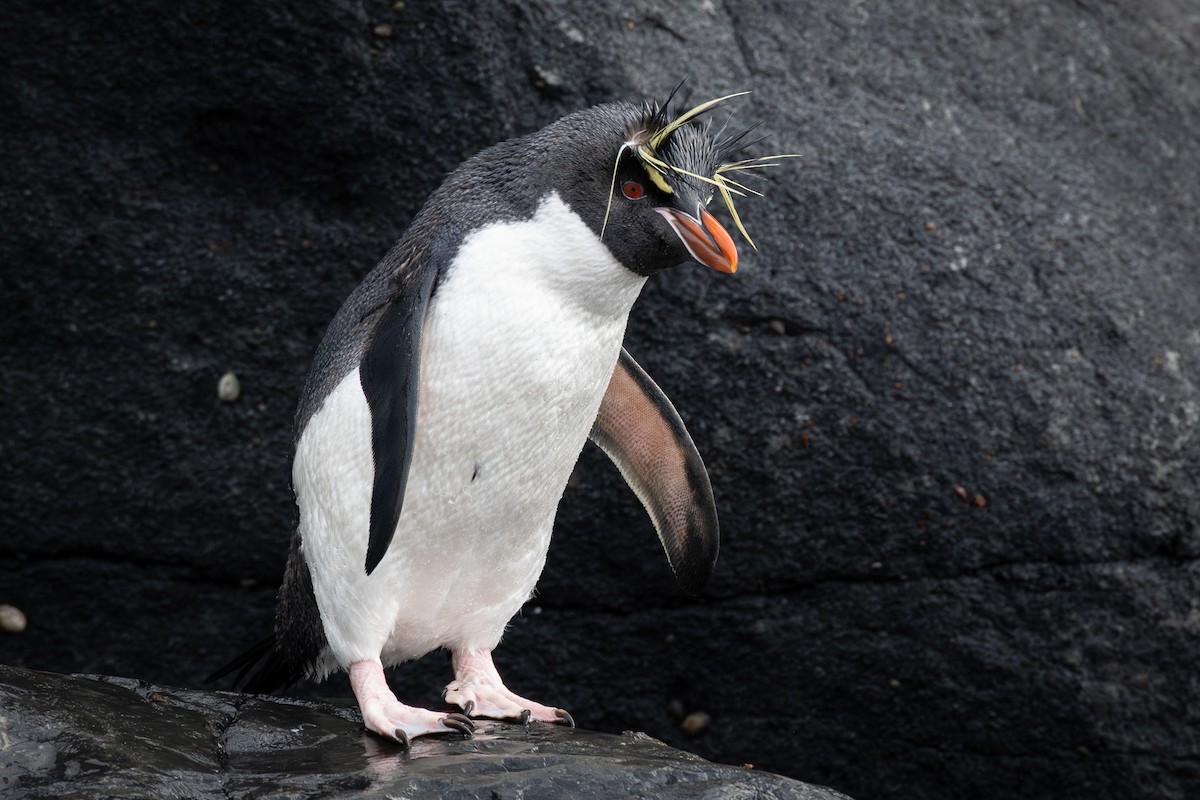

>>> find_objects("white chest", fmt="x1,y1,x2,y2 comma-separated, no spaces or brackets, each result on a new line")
418,192,647,481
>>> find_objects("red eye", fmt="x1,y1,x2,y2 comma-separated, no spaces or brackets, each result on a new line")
621,180,645,200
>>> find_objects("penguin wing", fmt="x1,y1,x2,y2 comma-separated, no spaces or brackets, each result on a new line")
589,348,719,594
359,264,438,575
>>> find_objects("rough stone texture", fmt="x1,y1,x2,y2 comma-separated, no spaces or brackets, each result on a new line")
1,2,1199,800
0,665,846,799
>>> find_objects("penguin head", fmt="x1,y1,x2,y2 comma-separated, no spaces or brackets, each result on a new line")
542,91,789,278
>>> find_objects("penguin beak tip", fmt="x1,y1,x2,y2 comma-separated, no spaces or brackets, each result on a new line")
656,207,739,274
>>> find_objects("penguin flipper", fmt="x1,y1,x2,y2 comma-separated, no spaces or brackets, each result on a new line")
360,266,437,575
589,348,719,594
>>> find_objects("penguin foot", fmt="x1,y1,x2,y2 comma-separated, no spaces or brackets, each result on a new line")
446,648,574,726
349,658,475,745
366,703,475,745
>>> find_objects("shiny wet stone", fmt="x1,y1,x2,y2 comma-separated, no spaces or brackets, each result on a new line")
0,665,851,799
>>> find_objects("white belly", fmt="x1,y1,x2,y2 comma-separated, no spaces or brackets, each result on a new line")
295,194,646,672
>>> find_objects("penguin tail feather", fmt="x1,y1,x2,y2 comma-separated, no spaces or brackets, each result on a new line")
205,634,303,695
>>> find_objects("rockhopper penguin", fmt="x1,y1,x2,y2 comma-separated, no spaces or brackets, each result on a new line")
212,90,791,744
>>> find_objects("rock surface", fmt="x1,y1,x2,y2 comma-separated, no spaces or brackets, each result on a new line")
2,2,1199,800
0,665,847,800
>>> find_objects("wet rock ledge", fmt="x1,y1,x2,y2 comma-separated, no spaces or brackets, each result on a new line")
0,665,850,799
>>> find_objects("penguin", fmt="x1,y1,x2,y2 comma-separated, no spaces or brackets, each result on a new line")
211,89,790,745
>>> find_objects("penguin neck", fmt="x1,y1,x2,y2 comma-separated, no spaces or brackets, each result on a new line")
451,192,647,320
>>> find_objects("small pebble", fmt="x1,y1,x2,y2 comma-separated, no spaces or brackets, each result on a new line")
393,1,406,9
218,371,241,402
768,318,786,335
973,493,988,508
0,604,28,633
532,65,563,88
680,711,710,737
373,23,393,38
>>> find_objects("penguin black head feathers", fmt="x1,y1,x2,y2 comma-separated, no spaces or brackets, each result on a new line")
547,91,789,277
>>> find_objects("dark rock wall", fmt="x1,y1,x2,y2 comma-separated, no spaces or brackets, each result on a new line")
3,2,1198,799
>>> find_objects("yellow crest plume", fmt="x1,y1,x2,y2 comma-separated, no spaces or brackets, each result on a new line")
601,88,798,249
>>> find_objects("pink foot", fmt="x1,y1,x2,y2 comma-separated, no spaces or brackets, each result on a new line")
349,659,474,746
444,649,574,727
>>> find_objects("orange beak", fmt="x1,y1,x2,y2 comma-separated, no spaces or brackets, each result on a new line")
655,207,739,274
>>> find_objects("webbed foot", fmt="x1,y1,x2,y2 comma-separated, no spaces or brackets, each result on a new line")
444,648,574,726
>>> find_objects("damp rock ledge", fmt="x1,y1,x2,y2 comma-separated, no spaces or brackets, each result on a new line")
0,664,851,799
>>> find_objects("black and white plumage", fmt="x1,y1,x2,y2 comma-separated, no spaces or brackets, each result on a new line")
212,91,787,744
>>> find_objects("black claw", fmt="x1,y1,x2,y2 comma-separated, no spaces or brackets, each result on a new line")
462,700,475,717
442,713,475,736
555,709,575,728
393,728,410,748
449,712,476,731
519,708,532,725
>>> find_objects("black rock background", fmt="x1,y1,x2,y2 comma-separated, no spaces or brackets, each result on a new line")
3,2,1199,799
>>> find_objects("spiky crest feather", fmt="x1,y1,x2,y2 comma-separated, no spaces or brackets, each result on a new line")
602,87,798,248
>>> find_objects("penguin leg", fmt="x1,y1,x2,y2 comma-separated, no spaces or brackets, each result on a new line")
349,658,475,745
444,648,574,727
